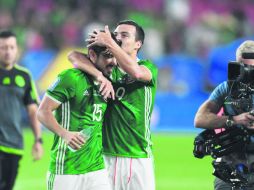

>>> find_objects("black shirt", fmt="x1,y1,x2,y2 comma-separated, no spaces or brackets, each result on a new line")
0,65,39,154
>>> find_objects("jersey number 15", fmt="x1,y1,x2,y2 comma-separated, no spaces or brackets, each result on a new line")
93,104,102,121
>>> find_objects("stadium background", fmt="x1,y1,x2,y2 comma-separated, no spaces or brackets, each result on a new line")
1,0,254,189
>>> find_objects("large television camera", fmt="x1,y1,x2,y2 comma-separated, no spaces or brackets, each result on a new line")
193,52,254,189
228,57,254,85
193,125,250,159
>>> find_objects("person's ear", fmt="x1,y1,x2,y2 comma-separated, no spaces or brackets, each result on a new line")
88,49,97,63
135,40,142,50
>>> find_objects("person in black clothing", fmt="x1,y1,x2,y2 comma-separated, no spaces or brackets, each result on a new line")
0,30,43,190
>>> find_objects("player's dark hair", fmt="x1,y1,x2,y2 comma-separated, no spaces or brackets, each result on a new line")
117,20,145,44
88,31,121,57
0,30,16,39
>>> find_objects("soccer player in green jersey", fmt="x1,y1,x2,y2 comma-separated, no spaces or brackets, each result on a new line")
37,34,120,190
68,20,158,190
0,30,43,190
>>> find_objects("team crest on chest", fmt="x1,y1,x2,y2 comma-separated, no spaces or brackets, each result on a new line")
93,89,101,97
120,74,135,84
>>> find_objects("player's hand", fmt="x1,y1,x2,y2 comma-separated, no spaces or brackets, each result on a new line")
32,141,43,161
86,26,112,48
61,130,86,151
96,73,115,100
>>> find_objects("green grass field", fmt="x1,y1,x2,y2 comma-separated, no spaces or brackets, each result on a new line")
14,130,214,190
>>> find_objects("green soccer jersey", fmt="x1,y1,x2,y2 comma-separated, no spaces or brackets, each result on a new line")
46,69,107,175
103,60,158,158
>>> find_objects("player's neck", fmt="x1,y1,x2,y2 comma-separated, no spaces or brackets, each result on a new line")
129,51,138,61
0,62,14,70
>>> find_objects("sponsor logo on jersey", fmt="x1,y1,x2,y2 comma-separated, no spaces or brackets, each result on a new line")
83,90,90,96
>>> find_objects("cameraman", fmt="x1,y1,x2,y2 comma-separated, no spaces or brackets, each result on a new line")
194,40,254,190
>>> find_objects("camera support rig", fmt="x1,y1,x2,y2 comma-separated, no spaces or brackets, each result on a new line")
193,126,251,159
193,125,254,189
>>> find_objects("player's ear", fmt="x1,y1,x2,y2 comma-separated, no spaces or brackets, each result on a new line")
88,49,97,63
135,40,142,51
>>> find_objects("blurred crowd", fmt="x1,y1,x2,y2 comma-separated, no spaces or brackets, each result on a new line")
0,0,253,59
1,0,254,95
2,0,254,128
0,0,127,50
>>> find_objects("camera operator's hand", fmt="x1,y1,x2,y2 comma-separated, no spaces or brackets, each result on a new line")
233,112,254,127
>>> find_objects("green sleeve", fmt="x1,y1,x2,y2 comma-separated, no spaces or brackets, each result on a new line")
139,60,158,86
46,69,78,103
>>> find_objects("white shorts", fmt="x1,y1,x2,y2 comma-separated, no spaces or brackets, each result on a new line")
104,155,155,190
46,169,111,190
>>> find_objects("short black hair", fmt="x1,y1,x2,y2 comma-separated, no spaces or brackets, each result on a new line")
0,30,16,39
88,31,121,57
117,20,145,44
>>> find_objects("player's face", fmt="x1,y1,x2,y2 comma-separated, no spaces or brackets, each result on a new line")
241,58,254,66
0,37,18,69
96,53,116,77
114,24,141,55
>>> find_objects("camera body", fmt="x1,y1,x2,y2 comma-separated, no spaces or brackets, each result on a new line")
228,52,254,89
193,125,250,159
228,61,254,85
225,61,254,116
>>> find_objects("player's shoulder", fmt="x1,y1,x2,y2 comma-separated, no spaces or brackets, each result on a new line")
216,81,229,91
14,64,31,74
138,59,157,69
59,68,80,75
59,68,87,78
138,59,155,65
13,65,33,79
58,68,91,84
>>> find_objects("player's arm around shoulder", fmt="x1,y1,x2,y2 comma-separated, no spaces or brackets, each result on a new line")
68,51,115,100
68,50,103,79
